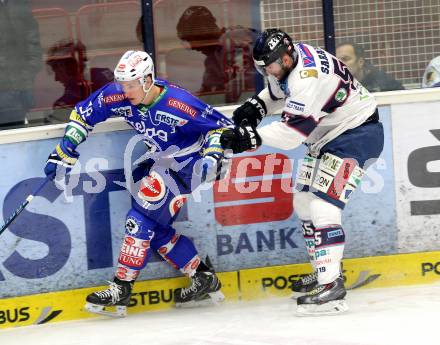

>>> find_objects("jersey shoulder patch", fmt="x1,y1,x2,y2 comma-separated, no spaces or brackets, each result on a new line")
297,43,317,68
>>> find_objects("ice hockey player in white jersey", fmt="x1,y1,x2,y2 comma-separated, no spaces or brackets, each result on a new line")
221,29,384,315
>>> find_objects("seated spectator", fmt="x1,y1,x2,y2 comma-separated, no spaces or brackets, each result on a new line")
336,41,404,92
46,40,114,123
422,56,440,88
46,40,88,123
176,5,259,103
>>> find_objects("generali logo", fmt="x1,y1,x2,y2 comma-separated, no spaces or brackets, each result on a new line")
104,94,126,104
167,98,197,118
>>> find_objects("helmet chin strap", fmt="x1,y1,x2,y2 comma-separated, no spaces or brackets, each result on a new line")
140,81,154,104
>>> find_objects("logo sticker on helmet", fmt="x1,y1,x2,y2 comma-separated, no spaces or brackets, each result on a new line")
268,36,282,50
128,54,143,68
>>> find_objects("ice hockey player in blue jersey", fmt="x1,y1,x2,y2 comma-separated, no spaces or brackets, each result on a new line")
44,50,232,317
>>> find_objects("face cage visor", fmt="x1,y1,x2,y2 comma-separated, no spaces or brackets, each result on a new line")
115,77,143,92
253,41,293,76
115,74,154,93
254,57,284,76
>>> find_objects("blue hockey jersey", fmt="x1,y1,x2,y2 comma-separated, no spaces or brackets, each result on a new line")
74,79,232,161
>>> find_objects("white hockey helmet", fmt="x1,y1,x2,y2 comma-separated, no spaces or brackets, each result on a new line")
114,50,155,86
422,56,440,88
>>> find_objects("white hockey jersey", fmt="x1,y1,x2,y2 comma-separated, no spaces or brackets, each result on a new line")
257,43,377,156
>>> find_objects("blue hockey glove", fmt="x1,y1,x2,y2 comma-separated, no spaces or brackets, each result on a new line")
201,154,222,183
200,128,231,183
44,139,80,180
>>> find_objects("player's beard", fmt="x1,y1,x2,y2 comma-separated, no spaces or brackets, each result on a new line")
270,59,292,81
277,61,293,81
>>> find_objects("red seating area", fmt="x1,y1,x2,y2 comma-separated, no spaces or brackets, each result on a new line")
154,0,257,102
31,1,141,112
31,0,255,114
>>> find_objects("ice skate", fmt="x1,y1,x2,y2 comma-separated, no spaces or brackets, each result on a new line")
84,278,133,317
291,271,318,294
174,271,224,308
296,276,348,316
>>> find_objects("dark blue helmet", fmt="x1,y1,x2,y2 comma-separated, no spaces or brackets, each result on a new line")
253,28,296,75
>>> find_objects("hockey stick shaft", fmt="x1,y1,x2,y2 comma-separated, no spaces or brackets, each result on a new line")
0,177,50,236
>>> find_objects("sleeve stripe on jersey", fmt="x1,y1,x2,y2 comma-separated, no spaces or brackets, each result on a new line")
68,120,89,137
283,112,318,136
69,110,94,131
321,80,351,113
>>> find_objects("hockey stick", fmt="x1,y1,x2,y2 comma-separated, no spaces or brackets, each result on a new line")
0,177,50,236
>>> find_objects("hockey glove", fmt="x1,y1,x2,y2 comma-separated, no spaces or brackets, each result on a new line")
200,128,231,183
44,139,80,180
220,120,262,154
232,95,267,127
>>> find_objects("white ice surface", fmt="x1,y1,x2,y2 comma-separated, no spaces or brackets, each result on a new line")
1,284,439,345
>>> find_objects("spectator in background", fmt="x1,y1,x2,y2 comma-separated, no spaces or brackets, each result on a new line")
336,41,404,92
0,0,42,129
176,5,259,103
46,39,119,124
422,56,440,88
46,40,89,123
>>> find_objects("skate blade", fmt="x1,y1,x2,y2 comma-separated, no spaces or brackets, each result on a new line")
175,290,225,308
290,291,309,300
84,302,127,318
296,299,349,316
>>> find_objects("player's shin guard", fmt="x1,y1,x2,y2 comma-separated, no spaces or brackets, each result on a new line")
85,209,155,317
296,225,347,315
292,221,318,294
154,229,200,275
314,225,345,284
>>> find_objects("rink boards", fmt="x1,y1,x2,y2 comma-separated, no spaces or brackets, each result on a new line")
2,250,440,329
1,93,440,329
0,107,397,298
